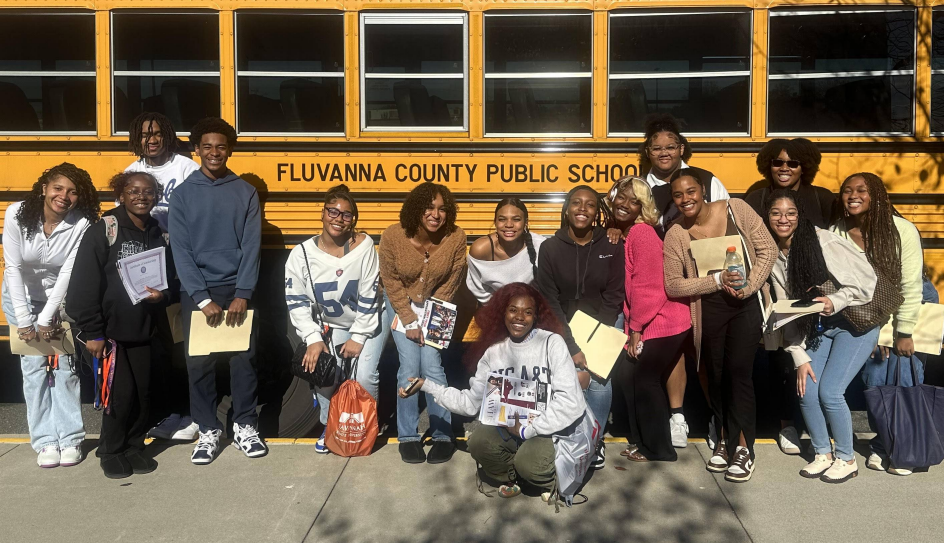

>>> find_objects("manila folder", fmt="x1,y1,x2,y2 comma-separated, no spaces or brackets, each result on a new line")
878,303,944,356
188,310,254,356
10,322,75,356
689,235,744,278
569,310,628,380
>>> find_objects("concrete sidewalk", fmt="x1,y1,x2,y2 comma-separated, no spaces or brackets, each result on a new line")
1,439,942,543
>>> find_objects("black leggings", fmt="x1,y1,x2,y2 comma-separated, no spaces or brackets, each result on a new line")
615,329,691,461
701,295,762,457
97,341,152,459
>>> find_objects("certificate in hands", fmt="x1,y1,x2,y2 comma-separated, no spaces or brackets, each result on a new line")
117,247,169,305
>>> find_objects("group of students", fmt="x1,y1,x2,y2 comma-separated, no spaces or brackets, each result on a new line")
3,112,934,498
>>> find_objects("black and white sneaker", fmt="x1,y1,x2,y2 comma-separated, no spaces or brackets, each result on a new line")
591,444,606,470
191,429,222,465
233,423,268,458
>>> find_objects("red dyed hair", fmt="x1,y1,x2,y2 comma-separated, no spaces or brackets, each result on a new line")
463,282,565,370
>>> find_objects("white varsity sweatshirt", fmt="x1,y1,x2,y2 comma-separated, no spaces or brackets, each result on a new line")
422,329,587,439
285,235,381,346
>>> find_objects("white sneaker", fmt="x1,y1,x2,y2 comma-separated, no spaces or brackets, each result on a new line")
59,446,83,467
866,453,886,471
232,423,268,458
821,458,858,483
171,417,199,441
707,418,718,450
800,454,833,478
191,429,222,465
669,414,689,448
37,445,60,468
778,427,802,455
887,465,914,476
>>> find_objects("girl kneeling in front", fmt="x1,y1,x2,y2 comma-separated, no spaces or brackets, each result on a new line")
399,283,586,498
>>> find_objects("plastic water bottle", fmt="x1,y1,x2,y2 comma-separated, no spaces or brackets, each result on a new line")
724,246,746,290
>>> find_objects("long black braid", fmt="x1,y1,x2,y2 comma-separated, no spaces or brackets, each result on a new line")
15,163,100,242
764,189,828,348
559,185,613,229
495,197,537,277
128,112,183,158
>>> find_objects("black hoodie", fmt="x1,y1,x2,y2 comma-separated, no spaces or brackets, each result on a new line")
536,226,625,355
67,205,172,344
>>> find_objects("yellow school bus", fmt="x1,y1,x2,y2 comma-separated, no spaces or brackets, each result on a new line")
1,0,942,435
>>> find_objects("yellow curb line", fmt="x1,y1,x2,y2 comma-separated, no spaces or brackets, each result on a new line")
0,437,781,445
0,438,30,444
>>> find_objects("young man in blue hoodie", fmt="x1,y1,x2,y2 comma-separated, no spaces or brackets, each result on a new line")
168,117,267,464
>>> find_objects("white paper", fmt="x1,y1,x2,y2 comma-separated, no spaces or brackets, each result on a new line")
769,299,825,331
116,247,168,305
478,371,548,427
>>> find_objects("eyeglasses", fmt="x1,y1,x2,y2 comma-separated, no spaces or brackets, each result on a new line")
648,144,680,154
125,188,156,197
771,159,801,169
324,207,355,223
768,210,799,221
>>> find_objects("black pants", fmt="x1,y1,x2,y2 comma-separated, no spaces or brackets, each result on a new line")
97,341,151,459
767,347,799,424
701,295,762,457
182,285,258,432
616,330,691,461
149,313,190,423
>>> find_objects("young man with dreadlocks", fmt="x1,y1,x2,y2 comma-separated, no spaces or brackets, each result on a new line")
535,185,624,470
124,112,199,233
125,112,200,443
168,117,267,465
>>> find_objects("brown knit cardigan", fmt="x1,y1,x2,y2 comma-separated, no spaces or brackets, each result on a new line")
662,198,776,364
379,223,467,325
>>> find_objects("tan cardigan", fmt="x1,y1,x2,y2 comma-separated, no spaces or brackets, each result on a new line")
663,198,777,362
379,223,467,325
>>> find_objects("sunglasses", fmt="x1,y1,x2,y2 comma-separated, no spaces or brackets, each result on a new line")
771,159,800,169
324,207,355,223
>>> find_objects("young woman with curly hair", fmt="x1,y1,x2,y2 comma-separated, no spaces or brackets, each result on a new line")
2,162,100,468
379,182,466,464
607,177,692,462
830,172,924,476
399,283,586,498
745,138,835,228
466,197,545,304
762,189,877,483
66,171,171,478
535,185,624,469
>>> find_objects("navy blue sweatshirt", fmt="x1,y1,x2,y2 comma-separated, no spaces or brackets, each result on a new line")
167,169,261,304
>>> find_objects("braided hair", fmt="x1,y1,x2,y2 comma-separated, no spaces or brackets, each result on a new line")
15,163,101,241
764,189,828,347
128,112,183,159
560,185,612,229
325,183,359,232
837,173,902,285
637,113,693,177
494,197,537,277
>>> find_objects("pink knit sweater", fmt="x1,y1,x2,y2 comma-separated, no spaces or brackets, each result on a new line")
623,223,691,341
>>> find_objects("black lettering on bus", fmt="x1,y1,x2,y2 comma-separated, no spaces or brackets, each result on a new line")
395,164,407,182
596,164,608,183
547,164,558,183
486,164,498,182
466,164,477,182
515,164,527,183
330,164,343,182
302,163,315,182
568,164,580,182
278,163,288,182
375,164,387,182
317,163,330,181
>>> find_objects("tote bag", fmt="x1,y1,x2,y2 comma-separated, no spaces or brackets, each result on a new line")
325,359,379,457
864,357,944,469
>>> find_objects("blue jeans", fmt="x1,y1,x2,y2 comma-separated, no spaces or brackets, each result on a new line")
799,320,879,462
386,295,453,442
2,281,84,452
580,371,612,436
314,301,391,425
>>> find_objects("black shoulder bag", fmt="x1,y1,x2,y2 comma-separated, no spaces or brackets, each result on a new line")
290,240,339,388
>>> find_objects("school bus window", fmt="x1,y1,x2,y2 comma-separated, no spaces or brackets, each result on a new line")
608,11,751,136
112,12,220,134
360,13,468,131
767,9,915,136
484,12,591,136
0,11,95,134
930,9,944,135
235,12,344,135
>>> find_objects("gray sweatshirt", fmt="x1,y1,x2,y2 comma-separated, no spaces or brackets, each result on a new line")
422,329,586,439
